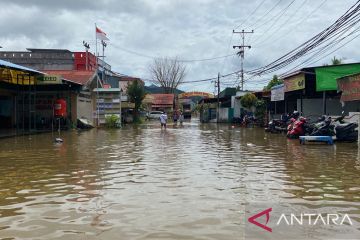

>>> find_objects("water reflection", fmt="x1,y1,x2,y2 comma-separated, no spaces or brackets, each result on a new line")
0,120,359,239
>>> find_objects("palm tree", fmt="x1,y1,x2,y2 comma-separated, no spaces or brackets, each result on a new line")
331,56,343,65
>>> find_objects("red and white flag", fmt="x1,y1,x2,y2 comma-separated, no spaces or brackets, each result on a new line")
96,27,109,41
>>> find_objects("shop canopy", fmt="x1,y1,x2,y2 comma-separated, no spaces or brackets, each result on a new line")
315,63,360,91
0,59,45,85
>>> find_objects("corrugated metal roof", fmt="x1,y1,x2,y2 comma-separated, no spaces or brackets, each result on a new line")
44,70,96,85
0,59,45,74
151,94,174,105
93,88,122,92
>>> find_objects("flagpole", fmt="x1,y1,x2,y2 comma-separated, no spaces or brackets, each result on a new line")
95,23,99,127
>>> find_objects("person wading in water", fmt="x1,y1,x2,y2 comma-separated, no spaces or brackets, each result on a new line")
159,112,168,129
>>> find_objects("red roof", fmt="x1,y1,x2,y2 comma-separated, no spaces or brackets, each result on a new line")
151,94,174,105
43,70,96,85
119,76,144,85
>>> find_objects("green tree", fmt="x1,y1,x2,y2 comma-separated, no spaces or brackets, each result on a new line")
105,115,120,128
331,56,343,65
127,80,146,122
254,99,266,124
263,75,283,91
240,93,258,109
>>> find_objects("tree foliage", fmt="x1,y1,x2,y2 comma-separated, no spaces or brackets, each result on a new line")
105,115,120,128
149,57,186,93
263,75,283,91
127,80,146,120
240,93,258,109
331,56,343,65
254,99,266,121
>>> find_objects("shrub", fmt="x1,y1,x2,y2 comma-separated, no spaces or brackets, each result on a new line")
105,115,120,128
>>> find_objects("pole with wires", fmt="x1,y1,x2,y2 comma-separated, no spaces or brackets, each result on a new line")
217,72,220,123
95,23,99,127
101,40,107,83
233,29,253,90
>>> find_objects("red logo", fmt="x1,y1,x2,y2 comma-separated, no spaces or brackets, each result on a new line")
248,208,272,232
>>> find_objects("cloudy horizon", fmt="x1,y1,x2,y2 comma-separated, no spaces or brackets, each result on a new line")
0,0,359,93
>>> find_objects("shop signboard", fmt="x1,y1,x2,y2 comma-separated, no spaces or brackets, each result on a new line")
271,84,285,101
97,103,113,109
284,73,305,92
179,92,214,98
36,75,61,85
337,73,360,102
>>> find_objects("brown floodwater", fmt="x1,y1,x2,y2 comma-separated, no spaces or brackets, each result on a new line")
0,119,359,240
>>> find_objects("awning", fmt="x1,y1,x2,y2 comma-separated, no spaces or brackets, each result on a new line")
0,59,46,85
0,59,45,75
315,63,360,91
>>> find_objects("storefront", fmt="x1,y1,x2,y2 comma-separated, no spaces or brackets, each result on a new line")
0,59,81,137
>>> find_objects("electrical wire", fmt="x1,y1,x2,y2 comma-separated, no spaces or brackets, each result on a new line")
233,0,268,30
108,42,236,63
256,0,328,48
252,0,308,46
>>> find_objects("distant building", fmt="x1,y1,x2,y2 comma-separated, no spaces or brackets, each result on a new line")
143,94,175,112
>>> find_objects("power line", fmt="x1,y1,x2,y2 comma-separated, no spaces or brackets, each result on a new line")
245,1,360,76
233,0,268,30
252,0,307,46
245,0,284,30
256,0,327,48
108,42,236,63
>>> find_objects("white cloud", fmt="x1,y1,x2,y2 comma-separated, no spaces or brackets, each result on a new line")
0,0,359,92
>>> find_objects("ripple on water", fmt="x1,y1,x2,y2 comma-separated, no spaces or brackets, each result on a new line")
0,124,359,239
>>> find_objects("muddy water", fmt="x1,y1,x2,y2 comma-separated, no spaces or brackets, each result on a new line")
0,120,359,239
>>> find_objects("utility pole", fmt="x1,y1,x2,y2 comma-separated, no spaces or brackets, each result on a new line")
83,41,90,70
233,29,253,91
217,72,220,123
101,40,107,83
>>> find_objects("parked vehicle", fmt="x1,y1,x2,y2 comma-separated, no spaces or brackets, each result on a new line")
333,112,358,142
287,117,307,139
287,111,358,142
307,116,335,136
266,111,299,133
146,111,163,120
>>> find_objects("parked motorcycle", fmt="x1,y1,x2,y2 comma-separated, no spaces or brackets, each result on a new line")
333,112,358,142
287,116,307,139
292,111,358,142
266,111,299,133
307,116,335,136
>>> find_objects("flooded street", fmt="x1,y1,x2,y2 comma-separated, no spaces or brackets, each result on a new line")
0,119,360,240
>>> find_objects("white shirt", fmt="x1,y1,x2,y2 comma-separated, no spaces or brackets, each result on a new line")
160,114,167,124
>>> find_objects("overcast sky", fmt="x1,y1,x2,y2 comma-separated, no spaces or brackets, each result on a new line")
0,0,359,93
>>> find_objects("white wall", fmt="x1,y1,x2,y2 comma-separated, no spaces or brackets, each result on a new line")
232,97,242,118
219,108,229,122
77,91,93,122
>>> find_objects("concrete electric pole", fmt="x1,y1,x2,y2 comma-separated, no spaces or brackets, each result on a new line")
233,29,253,91
83,41,90,70
217,72,220,123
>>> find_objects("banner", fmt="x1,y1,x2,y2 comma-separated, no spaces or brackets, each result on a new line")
315,64,360,91
337,73,360,102
178,92,214,98
284,73,305,92
271,84,284,101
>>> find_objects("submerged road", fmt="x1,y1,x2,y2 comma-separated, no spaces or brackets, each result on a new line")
0,119,359,239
